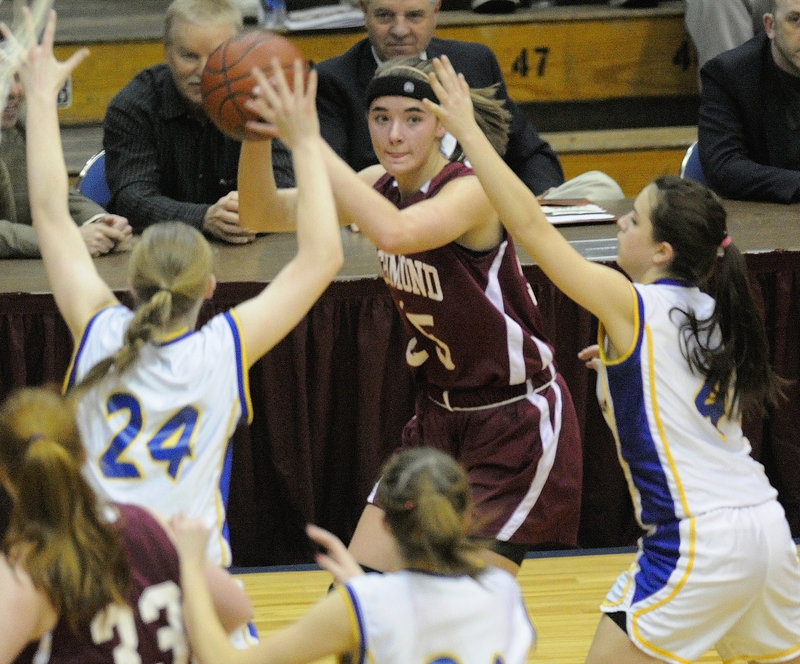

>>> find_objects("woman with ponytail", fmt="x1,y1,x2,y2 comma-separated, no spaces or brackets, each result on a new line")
427,55,800,664
171,447,535,664
0,387,252,664
13,5,342,610
242,54,583,578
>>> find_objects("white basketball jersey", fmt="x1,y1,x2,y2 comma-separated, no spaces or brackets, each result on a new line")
64,305,252,566
340,567,535,663
597,280,776,530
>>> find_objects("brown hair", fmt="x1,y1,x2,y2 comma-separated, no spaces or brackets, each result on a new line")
371,57,512,157
376,447,484,576
0,388,130,632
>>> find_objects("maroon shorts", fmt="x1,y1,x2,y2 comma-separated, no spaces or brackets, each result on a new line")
396,373,582,548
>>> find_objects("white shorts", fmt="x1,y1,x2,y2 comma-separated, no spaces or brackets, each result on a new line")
601,500,800,663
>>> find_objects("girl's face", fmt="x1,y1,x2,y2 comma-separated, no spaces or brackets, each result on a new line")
368,95,445,179
616,184,664,282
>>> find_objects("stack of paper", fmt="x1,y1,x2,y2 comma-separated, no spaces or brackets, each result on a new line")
538,198,617,226
285,4,365,30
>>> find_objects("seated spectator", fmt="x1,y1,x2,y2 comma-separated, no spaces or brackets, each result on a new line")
0,74,131,258
685,0,770,71
103,0,294,242
698,0,800,203
316,0,623,200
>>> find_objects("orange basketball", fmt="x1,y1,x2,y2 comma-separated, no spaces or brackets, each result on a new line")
201,30,306,141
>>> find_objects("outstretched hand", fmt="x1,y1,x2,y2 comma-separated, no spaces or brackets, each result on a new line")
245,59,319,149
424,56,481,142
168,514,210,571
306,523,365,585
1,8,88,101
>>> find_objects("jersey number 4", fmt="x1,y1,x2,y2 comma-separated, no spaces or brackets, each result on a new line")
100,392,199,480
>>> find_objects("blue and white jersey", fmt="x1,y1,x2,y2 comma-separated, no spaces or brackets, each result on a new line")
596,280,776,531
64,305,252,566
340,567,535,664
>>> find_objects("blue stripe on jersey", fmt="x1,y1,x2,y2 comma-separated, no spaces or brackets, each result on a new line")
224,310,253,425
344,584,368,664
632,521,680,604
219,435,234,548
62,305,119,392
606,291,677,526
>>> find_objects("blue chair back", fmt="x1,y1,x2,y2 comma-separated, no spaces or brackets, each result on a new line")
679,140,707,185
76,150,111,208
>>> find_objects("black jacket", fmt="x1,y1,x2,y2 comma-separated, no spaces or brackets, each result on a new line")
315,36,564,195
699,32,800,203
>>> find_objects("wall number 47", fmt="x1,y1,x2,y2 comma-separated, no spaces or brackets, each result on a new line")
512,47,550,77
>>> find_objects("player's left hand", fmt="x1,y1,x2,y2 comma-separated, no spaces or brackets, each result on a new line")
245,58,318,149
169,514,210,571
424,55,481,143
306,523,364,585
1,8,89,101
578,344,602,372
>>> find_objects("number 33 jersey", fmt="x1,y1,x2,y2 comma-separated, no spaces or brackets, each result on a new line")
64,304,252,567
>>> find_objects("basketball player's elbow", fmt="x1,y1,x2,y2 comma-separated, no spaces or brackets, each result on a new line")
370,226,412,255
320,240,344,277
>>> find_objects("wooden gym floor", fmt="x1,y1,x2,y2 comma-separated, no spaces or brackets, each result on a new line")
235,548,733,663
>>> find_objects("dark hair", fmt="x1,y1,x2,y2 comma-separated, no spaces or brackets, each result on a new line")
650,175,782,417
375,447,484,576
369,57,512,157
0,388,130,632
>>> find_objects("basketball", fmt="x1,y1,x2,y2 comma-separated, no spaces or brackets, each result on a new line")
201,30,306,141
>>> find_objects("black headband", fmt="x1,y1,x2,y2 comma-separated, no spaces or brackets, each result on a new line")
365,75,438,108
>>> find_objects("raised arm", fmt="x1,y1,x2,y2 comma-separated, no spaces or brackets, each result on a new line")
171,516,355,664
245,69,495,254
237,139,298,233
13,9,117,340
232,59,343,366
427,56,636,353
318,141,497,255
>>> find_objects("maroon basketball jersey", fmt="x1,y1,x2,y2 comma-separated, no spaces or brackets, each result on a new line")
15,504,189,664
374,161,555,390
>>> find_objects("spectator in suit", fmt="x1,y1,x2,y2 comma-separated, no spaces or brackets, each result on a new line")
697,0,800,203
685,0,770,71
0,74,131,258
315,0,623,200
103,0,294,242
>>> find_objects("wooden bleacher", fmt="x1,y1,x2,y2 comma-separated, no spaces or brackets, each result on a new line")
46,0,697,196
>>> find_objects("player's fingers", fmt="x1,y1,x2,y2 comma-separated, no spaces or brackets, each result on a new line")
21,7,36,48
63,47,90,76
245,94,274,120
244,118,277,138
306,523,344,545
306,66,317,101
269,55,291,98
251,66,279,107
291,58,302,96
40,8,56,50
